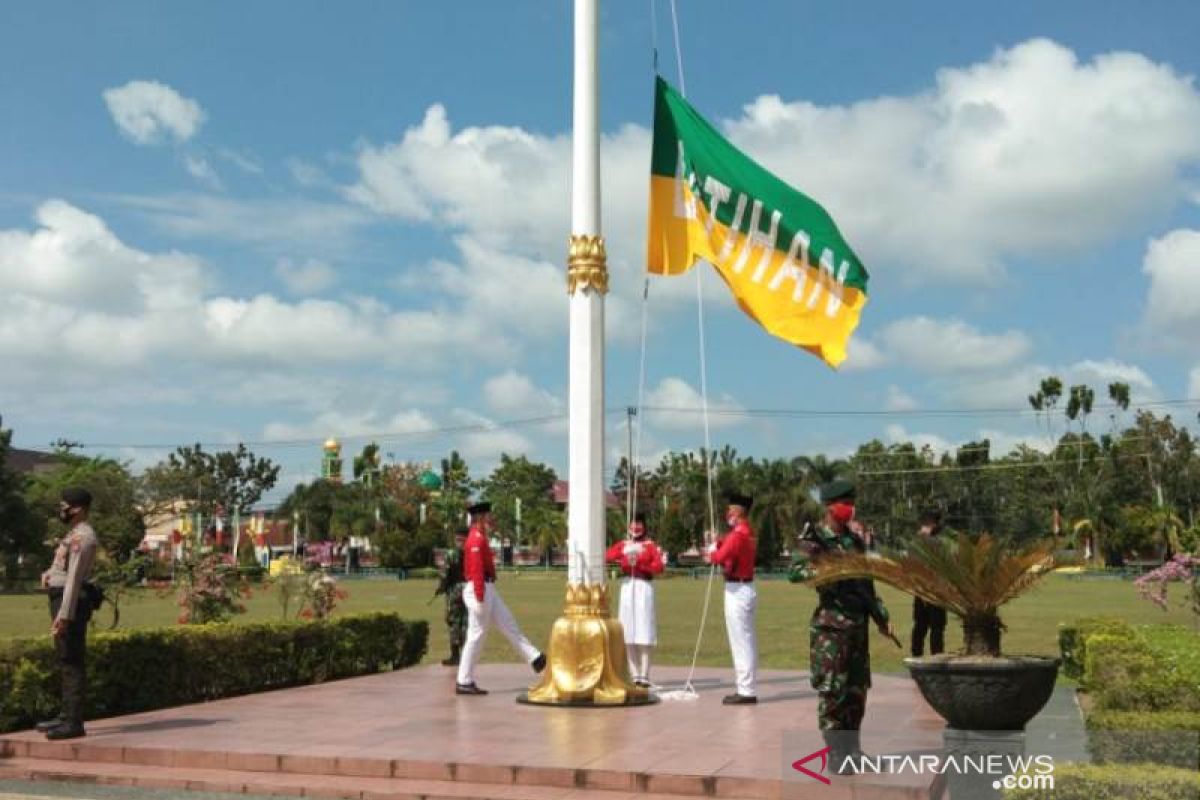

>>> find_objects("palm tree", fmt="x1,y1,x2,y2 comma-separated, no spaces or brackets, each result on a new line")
794,454,849,486
807,533,1057,656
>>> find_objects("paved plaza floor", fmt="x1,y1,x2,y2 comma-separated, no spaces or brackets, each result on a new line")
0,664,1084,799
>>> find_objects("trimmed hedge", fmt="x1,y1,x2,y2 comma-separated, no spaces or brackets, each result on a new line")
1058,616,1134,679
1086,710,1200,769
1081,629,1200,712
1083,634,1156,691
0,612,427,733
1004,763,1200,799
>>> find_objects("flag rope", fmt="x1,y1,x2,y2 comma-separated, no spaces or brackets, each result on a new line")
654,0,718,702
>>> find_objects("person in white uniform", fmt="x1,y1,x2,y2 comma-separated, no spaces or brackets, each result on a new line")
605,513,665,687
707,492,758,705
455,501,545,695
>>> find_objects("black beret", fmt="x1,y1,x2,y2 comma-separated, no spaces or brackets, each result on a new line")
725,492,754,511
61,487,93,509
467,501,491,515
819,479,856,504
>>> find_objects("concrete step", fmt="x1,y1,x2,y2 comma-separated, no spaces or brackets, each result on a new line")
0,757,787,800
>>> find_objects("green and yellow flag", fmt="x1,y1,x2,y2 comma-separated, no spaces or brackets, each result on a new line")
647,77,868,368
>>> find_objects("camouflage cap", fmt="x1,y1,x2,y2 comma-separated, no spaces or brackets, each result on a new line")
818,479,855,504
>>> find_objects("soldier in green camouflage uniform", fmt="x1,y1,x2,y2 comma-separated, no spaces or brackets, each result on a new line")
436,528,469,666
790,479,892,769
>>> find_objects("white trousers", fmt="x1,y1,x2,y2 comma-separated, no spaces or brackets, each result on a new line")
723,582,758,697
456,583,541,686
627,644,652,683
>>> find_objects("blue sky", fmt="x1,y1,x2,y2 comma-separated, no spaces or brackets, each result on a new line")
2,1,1200,506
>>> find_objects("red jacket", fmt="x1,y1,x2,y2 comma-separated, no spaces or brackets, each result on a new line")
711,520,756,580
605,538,665,579
464,526,496,601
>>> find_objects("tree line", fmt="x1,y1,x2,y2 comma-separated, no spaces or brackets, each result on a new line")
2,375,1197,587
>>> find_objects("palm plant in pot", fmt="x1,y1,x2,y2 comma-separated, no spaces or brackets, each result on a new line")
807,533,1060,730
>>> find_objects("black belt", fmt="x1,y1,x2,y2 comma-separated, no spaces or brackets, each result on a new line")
484,577,495,583
725,577,754,583
627,573,655,582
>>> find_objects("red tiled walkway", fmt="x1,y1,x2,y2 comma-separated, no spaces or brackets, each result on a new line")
0,665,946,799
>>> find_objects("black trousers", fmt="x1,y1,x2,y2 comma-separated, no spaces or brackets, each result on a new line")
48,591,92,725
911,597,946,657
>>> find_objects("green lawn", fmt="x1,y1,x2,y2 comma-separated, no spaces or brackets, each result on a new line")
3,573,1195,674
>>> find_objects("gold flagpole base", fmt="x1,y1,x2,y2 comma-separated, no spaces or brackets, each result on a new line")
519,583,656,707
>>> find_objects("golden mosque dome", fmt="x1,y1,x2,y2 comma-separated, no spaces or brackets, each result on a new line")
323,438,340,452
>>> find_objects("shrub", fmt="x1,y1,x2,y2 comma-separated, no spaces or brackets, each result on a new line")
1095,673,1200,713
1086,710,1200,769
1143,624,1200,688
174,552,250,624
1084,626,1200,712
0,612,427,733
1082,634,1155,691
1058,616,1134,679
1003,762,1200,799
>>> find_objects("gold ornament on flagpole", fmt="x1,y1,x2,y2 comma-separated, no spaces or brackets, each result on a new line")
521,583,652,706
566,234,609,295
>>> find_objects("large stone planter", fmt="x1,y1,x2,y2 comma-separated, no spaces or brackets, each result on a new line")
905,655,1059,731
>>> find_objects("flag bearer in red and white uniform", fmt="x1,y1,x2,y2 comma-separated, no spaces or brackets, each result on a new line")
707,492,758,705
605,512,665,688
455,501,546,696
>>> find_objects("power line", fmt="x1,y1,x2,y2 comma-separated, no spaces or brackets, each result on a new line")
67,398,1200,452
857,450,1155,478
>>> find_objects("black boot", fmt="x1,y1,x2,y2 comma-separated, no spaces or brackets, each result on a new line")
44,722,86,740
823,730,862,776
51,662,86,740
441,643,460,666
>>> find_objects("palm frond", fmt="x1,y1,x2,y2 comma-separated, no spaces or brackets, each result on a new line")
806,533,1057,619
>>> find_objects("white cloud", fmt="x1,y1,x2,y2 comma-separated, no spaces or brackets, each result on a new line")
0,199,207,314
884,424,954,456
0,200,501,372
1068,359,1157,395
1142,228,1200,345
262,409,436,442
103,80,206,145
884,385,919,412
343,104,713,326
977,428,1053,456
1189,367,1200,400
423,237,571,339
114,193,374,255
877,316,1031,373
884,424,1052,460
948,359,1158,409
448,408,535,467
275,258,337,295
724,39,1200,283
184,155,222,189
286,158,331,188
841,338,885,371
217,148,263,175
643,377,744,430
483,370,561,417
